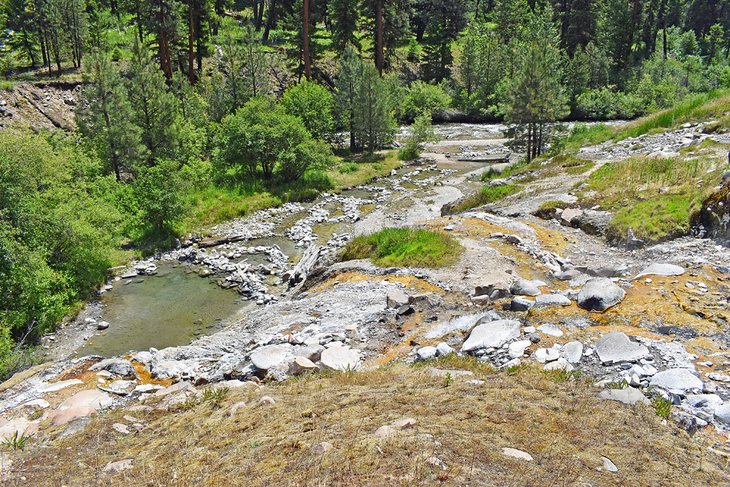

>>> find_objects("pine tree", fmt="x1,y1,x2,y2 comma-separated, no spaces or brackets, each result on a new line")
335,44,362,151
329,0,359,52
126,43,182,163
76,53,146,180
353,63,396,152
503,5,569,161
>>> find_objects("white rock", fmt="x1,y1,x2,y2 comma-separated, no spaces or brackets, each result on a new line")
508,340,531,359
650,369,703,394
501,447,533,461
461,319,521,352
563,342,583,363
595,332,649,364
577,278,625,311
417,346,438,361
634,263,685,279
544,358,573,372
601,456,618,473
534,294,571,307
537,323,564,337
598,387,650,405
534,347,559,363
250,345,290,371
320,345,361,371
435,342,454,356
37,379,83,393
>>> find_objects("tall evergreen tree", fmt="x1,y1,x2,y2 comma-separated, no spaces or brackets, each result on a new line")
77,53,146,180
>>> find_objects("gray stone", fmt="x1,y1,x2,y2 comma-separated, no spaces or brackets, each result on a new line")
534,294,571,307
510,279,540,296
510,297,534,311
89,358,138,379
320,345,361,371
501,447,533,461
634,263,685,279
595,332,649,364
386,289,409,308
96,321,110,330
563,341,583,363
435,342,454,356
598,387,650,405
685,394,723,408
100,380,137,396
713,403,730,425
311,442,333,454
258,396,276,406
250,345,290,371
112,423,130,435
537,323,563,337
560,208,583,225
577,278,625,311
416,346,438,361
461,319,521,353
103,459,133,473
650,368,704,394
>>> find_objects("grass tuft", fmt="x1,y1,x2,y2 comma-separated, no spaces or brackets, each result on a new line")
449,184,520,213
341,227,463,268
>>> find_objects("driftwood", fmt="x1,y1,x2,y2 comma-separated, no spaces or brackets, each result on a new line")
286,244,322,287
197,235,250,249
457,153,511,163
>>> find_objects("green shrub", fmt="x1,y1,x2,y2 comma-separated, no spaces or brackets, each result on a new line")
341,228,463,268
338,162,360,174
449,184,520,213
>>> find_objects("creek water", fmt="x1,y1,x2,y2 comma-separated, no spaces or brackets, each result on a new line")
77,262,245,357
74,123,511,357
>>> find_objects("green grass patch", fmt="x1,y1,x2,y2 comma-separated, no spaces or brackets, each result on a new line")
328,151,401,188
579,155,721,243
534,200,568,219
449,184,520,213
341,227,463,268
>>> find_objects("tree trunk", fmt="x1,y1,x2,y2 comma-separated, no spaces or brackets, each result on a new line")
188,0,196,84
136,3,145,44
158,1,173,80
375,0,384,74
263,0,277,42
303,0,312,79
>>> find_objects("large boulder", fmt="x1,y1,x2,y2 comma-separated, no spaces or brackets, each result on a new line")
250,345,290,371
320,345,361,371
595,332,649,364
510,279,541,297
650,369,704,394
577,278,625,311
461,319,521,353
58,389,114,411
89,358,138,379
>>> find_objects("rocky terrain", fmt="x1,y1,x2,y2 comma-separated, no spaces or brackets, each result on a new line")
2,122,730,484
0,82,80,131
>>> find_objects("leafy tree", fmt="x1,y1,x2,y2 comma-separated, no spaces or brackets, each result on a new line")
335,44,362,151
215,97,332,181
134,159,189,234
401,80,451,121
281,80,335,141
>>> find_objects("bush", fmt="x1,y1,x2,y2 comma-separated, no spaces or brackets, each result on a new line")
401,81,452,121
215,97,333,182
134,159,189,235
398,113,439,161
281,80,335,141
341,228,463,268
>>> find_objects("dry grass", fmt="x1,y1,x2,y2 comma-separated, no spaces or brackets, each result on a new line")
8,362,727,486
